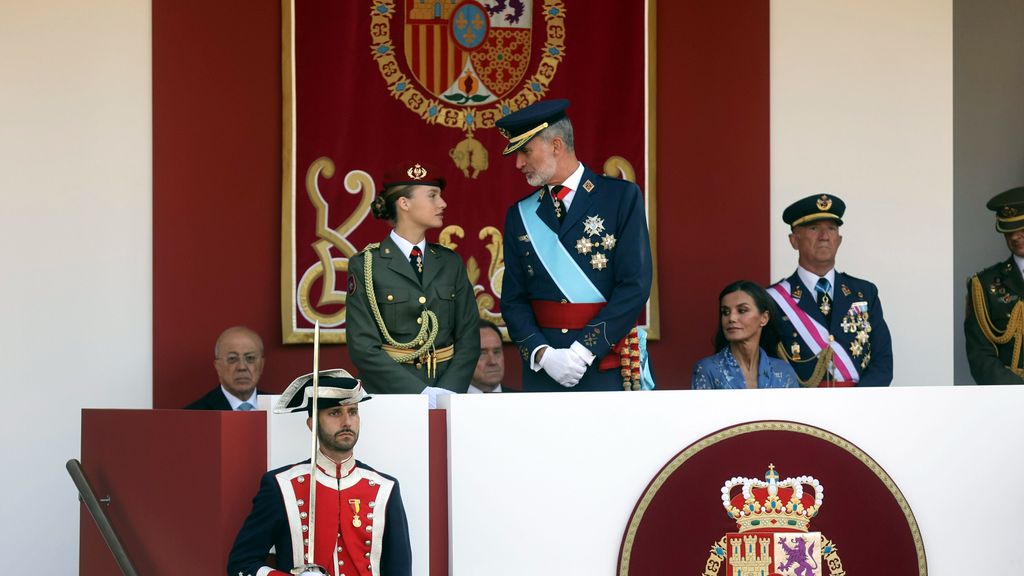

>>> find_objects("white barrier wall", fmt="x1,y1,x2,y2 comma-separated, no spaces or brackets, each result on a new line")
261,394,432,576
443,388,1022,575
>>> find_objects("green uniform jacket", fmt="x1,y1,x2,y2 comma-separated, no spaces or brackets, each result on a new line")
965,256,1024,384
346,236,480,394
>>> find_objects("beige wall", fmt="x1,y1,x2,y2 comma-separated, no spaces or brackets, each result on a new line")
953,0,1024,384
0,0,152,572
771,0,954,386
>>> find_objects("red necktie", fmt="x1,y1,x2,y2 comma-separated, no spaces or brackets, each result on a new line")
551,185,571,222
410,246,423,282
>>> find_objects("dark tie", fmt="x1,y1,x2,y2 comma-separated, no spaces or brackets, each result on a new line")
410,246,423,283
550,185,570,222
815,277,832,318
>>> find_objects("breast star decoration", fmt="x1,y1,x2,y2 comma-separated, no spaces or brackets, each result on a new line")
579,215,616,270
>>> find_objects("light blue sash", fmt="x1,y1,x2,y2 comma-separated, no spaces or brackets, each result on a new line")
518,197,605,303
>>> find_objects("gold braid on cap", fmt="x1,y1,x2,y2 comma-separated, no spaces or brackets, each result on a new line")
970,275,1024,374
361,243,439,363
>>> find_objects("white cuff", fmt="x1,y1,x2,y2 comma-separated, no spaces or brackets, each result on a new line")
530,345,549,372
570,341,596,365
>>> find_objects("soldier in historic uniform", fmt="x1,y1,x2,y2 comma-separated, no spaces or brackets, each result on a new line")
345,162,480,404
767,194,893,387
227,370,412,576
965,186,1024,384
495,99,654,392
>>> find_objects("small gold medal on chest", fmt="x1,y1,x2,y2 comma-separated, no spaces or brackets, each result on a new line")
349,498,362,528
790,341,802,360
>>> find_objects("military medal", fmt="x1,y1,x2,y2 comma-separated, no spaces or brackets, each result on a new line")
576,237,593,254
583,215,605,237
349,498,362,528
591,253,608,270
819,294,831,316
601,233,617,250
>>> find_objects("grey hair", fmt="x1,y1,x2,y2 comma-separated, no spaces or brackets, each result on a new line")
537,116,574,152
214,326,265,358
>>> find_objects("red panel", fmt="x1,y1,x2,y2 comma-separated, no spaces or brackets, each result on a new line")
428,409,450,575
650,0,771,388
152,0,768,406
80,409,267,576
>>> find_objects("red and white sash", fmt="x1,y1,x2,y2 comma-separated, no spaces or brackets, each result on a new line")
768,280,859,383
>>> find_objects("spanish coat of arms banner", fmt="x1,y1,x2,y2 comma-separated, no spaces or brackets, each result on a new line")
281,0,657,343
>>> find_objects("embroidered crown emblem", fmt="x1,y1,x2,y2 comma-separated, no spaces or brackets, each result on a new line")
816,195,832,211
407,163,428,180
721,464,823,533
1001,206,1018,217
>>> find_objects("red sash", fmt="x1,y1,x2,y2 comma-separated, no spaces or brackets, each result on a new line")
531,301,627,371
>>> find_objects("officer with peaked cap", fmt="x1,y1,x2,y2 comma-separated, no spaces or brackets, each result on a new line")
345,160,480,405
766,194,893,387
227,370,412,576
495,98,654,392
965,186,1024,384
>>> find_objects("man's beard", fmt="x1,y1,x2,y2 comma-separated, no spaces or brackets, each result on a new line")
318,426,358,453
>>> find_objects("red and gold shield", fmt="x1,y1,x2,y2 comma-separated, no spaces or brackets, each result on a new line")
403,0,532,105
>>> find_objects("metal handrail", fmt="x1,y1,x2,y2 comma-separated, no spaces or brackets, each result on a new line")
66,458,138,576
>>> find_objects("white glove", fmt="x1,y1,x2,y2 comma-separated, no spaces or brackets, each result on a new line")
299,571,327,576
538,347,588,387
421,386,455,408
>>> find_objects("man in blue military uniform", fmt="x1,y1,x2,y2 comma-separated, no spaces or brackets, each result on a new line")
767,194,893,387
495,99,653,392
964,186,1024,384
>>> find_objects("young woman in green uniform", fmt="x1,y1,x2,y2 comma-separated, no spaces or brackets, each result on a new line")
345,161,480,404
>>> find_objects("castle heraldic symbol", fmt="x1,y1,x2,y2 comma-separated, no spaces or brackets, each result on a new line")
371,0,566,178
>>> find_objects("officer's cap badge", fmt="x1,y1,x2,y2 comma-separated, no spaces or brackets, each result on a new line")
816,195,832,211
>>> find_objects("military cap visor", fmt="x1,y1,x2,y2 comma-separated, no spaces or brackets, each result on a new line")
783,194,846,228
495,99,569,155
274,369,371,414
987,186,1024,233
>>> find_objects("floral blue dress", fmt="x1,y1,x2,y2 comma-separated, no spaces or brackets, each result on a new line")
691,346,799,389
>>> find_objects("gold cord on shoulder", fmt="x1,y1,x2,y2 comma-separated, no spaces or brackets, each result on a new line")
970,275,1024,370
363,249,440,367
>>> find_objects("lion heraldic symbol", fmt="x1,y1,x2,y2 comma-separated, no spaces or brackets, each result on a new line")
777,536,818,576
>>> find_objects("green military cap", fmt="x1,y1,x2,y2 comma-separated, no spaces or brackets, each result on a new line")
987,186,1024,233
782,194,846,228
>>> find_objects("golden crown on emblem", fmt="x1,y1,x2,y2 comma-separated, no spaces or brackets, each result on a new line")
720,463,824,533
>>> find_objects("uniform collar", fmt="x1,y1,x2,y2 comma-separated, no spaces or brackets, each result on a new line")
1013,254,1024,278
549,161,584,209
316,449,357,479
796,266,836,298
389,230,425,259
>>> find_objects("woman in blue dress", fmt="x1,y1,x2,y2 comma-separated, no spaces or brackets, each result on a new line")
692,280,799,389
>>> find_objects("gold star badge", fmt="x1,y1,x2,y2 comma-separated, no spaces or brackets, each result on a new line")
590,252,608,270
576,237,593,254
583,215,605,237
601,233,617,250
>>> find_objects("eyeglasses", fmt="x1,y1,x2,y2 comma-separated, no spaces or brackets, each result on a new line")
218,353,261,366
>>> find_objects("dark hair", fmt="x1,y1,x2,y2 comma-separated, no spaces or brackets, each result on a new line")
478,319,502,341
712,280,785,358
371,184,416,221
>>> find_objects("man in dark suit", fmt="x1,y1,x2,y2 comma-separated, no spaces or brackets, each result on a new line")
469,320,509,393
496,99,653,392
184,326,267,409
767,194,893,387
965,186,1024,384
